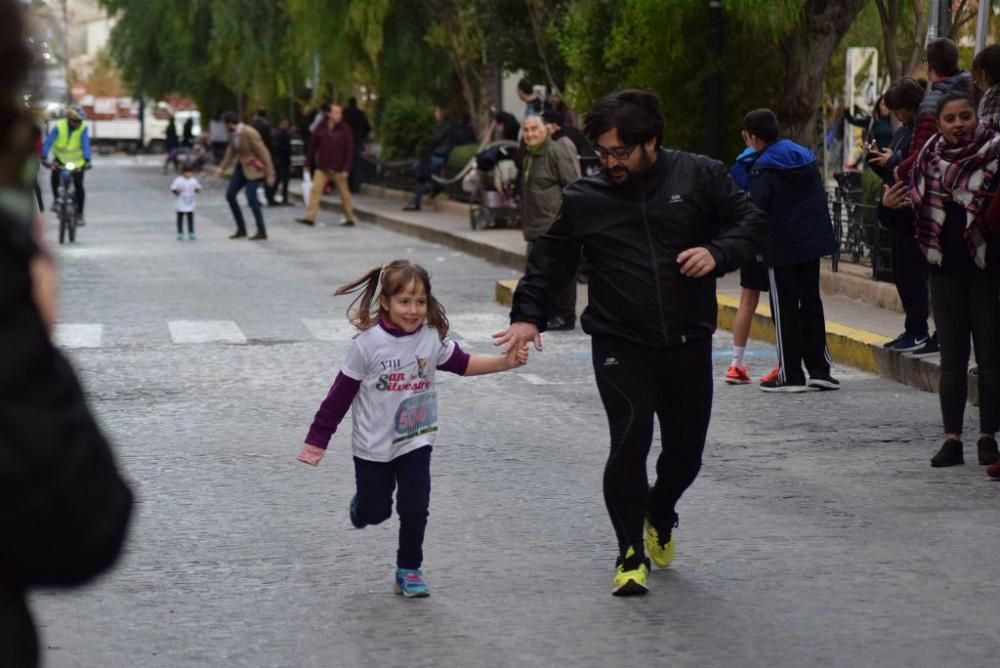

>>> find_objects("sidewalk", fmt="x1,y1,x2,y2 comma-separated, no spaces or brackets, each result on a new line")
294,183,976,402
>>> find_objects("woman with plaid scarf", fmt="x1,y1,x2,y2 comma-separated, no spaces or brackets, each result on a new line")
883,91,1000,474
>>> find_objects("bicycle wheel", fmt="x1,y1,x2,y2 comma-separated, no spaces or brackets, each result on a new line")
68,211,77,243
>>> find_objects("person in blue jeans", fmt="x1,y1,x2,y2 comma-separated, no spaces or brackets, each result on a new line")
214,111,275,240
403,106,452,211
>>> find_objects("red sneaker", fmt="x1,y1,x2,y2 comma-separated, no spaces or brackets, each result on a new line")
760,366,780,383
987,461,1000,479
725,363,752,385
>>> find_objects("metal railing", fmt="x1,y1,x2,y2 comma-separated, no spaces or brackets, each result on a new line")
828,171,892,281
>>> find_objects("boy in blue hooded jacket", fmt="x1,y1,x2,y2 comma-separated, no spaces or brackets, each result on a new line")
743,109,840,392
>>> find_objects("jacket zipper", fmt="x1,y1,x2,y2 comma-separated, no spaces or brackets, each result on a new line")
639,185,671,346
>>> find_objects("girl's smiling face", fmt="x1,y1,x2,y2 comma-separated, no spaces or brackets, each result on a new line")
380,280,428,333
938,99,978,143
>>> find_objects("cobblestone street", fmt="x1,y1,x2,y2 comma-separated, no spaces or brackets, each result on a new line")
30,158,1000,667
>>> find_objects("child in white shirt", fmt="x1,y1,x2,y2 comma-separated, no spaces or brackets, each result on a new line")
297,259,528,597
170,164,201,240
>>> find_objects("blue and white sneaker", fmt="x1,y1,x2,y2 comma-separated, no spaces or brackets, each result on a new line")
348,494,367,529
888,333,927,353
394,568,430,598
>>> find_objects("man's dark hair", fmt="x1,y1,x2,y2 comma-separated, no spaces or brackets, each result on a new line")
583,89,664,147
936,90,976,117
222,111,239,125
927,38,959,77
742,108,780,143
973,44,1000,88
517,78,533,96
884,77,925,112
255,108,268,118
542,109,566,127
348,97,358,107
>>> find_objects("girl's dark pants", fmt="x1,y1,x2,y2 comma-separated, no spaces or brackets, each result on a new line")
353,445,431,569
176,211,194,234
591,336,712,559
930,269,1000,435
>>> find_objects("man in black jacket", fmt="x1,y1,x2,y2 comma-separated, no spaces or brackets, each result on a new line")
494,89,768,596
404,105,452,211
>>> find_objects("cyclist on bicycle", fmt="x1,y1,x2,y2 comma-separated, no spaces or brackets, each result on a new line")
41,105,92,225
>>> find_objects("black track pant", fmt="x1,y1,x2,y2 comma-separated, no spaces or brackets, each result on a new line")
176,212,194,234
591,336,712,559
930,271,1000,435
353,445,431,569
768,258,831,384
890,231,930,338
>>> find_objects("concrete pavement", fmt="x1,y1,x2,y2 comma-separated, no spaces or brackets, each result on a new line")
29,156,1000,668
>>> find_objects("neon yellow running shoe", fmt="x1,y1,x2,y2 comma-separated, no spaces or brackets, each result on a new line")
644,515,677,569
612,546,650,596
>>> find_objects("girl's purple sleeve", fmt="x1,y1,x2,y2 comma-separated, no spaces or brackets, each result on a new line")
437,341,470,375
305,372,361,448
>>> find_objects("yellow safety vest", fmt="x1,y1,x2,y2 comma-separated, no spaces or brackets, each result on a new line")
52,119,87,164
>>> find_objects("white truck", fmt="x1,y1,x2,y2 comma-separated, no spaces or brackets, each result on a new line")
77,96,177,152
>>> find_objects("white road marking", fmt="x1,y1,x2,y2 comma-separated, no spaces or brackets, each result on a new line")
168,320,247,344
447,313,508,342
301,318,358,341
520,373,554,385
53,323,103,348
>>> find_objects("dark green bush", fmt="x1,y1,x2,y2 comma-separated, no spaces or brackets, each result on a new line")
447,143,479,172
379,96,434,160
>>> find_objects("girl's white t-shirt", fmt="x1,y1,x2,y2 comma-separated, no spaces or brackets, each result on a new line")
171,176,201,212
342,325,457,462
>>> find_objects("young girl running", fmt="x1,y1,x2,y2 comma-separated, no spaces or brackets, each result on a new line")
297,259,528,597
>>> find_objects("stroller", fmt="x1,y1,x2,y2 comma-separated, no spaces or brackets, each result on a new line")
461,140,521,230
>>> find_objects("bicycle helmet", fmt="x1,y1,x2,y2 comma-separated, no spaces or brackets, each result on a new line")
65,104,86,122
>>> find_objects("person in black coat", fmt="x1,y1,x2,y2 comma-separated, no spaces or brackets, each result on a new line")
403,105,453,211
271,118,293,205
743,108,840,392
342,97,371,193
163,116,180,174
0,3,132,663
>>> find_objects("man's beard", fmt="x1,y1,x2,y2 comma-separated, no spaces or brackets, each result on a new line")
607,146,655,185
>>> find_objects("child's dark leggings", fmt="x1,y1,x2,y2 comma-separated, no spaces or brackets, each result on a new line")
353,445,431,569
176,211,194,234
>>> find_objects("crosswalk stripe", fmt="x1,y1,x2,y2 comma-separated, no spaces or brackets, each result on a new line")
446,313,509,342
168,320,247,344
301,318,358,341
53,323,103,348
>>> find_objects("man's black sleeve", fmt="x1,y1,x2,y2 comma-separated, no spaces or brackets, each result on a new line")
703,160,770,275
509,198,581,330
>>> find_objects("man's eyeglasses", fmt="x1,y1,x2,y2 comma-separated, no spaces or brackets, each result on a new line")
593,144,638,161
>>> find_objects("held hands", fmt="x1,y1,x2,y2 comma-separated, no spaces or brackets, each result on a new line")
677,246,717,278
504,343,529,369
882,182,909,209
297,443,325,467
492,321,542,354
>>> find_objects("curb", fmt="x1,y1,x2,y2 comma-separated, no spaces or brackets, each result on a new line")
291,190,525,272
496,278,978,403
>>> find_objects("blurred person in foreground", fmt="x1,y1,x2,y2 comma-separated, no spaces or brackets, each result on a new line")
0,1,133,665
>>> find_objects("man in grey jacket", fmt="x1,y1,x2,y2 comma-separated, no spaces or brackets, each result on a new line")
520,114,579,330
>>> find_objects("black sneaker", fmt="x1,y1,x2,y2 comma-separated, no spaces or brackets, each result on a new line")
909,333,939,358
931,439,964,467
883,332,905,348
760,377,813,393
349,494,367,529
808,373,841,391
977,436,1000,465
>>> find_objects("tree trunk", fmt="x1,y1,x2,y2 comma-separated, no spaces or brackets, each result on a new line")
905,0,928,76
776,0,868,146
875,0,902,82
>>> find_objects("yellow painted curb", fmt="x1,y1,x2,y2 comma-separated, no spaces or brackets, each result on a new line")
496,278,518,307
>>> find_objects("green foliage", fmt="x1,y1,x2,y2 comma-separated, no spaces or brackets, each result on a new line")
558,0,797,159
380,96,435,159
448,142,479,172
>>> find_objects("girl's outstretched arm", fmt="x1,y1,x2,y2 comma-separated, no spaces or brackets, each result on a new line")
463,345,528,376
